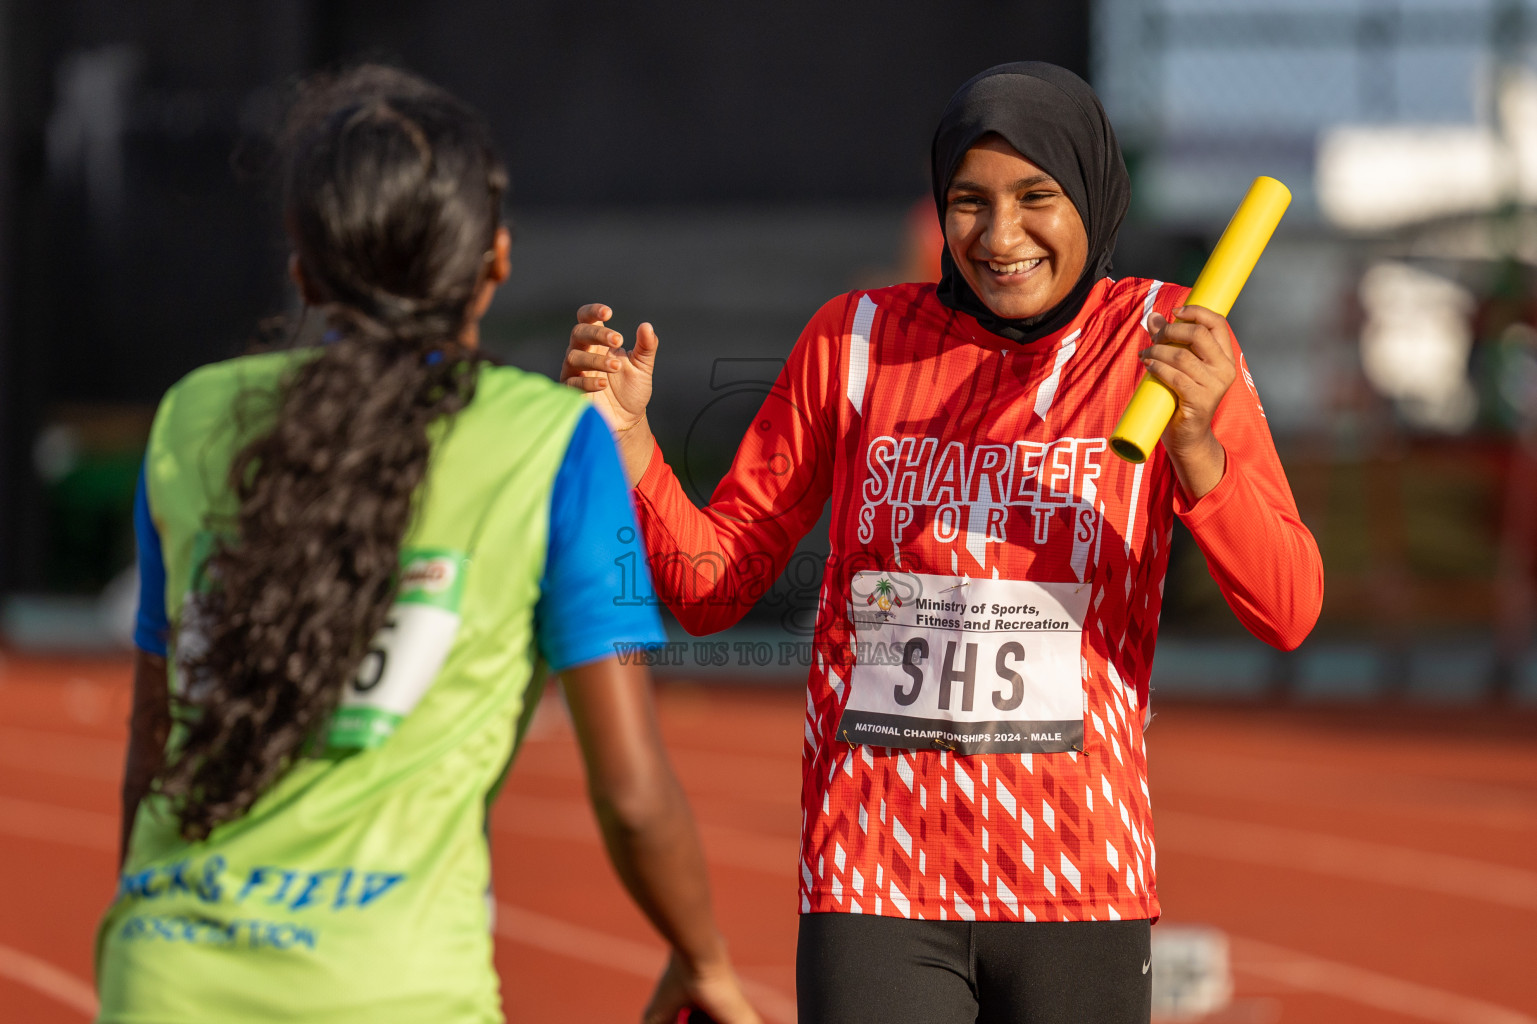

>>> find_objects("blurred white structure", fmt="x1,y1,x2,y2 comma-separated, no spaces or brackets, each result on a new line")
1094,0,1502,225
45,45,141,227
1094,1,1528,435
1150,924,1234,1020
1317,126,1505,231
1358,261,1479,430
1317,68,1537,231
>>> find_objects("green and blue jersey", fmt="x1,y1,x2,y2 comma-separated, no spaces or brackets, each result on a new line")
101,353,664,1024
132,402,660,675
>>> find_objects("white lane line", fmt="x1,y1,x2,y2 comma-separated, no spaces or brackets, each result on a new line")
0,725,123,781
492,793,798,875
1231,936,1534,1024
0,718,801,801
0,943,98,1018
1156,751,1537,832
14,781,1535,913
10,783,1535,914
491,793,594,841
4,796,1526,1024
494,902,797,1023
516,743,800,804
0,797,799,1020
0,795,115,851
1158,810,1537,912
0,786,797,879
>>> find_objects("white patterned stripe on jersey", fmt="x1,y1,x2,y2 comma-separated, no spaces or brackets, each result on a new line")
846,294,877,416
1124,462,1145,569
1123,280,1163,565
1031,329,1081,420
1140,279,1164,330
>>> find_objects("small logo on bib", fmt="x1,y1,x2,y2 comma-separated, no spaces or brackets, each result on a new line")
857,574,917,623
400,556,459,596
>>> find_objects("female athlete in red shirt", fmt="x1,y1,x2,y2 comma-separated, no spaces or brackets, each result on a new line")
562,62,1322,1024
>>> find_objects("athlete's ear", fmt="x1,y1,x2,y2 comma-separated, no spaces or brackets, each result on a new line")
466,227,511,319
288,254,323,306
488,226,511,284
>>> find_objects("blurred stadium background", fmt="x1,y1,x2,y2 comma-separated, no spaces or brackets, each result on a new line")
0,1,1534,1022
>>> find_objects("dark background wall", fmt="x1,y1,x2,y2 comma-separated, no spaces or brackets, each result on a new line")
316,1,1089,205
0,0,1089,595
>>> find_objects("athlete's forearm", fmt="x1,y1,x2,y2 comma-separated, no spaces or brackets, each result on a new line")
562,658,731,974
120,650,170,867
590,773,729,973
631,310,838,635
1180,459,1323,650
1164,430,1227,502
614,414,657,487
1175,338,1324,650
633,443,814,636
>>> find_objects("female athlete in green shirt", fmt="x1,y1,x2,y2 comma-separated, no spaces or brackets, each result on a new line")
98,66,757,1024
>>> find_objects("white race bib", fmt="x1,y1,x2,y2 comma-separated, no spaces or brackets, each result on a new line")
326,550,467,752
835,570,1088,754
175,539,467,754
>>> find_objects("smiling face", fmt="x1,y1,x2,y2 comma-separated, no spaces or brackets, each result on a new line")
943,135,1090,321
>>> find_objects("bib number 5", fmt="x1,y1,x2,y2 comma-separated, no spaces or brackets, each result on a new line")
327,551,469,752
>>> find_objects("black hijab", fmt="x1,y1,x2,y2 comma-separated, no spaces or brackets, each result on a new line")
931,62,1131,344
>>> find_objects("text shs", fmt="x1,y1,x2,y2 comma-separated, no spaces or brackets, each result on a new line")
837,571,1088,755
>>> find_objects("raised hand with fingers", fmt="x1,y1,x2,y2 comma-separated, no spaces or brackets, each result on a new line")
562,304,658,430
562,303,660,483
1140,304,1238,500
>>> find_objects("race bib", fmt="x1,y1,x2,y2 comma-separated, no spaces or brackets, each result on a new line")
325,549,468,753
176,539,466,753
835,570,1088,755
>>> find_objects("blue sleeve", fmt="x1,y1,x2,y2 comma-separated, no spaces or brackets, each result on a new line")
535,406,667,672
133,462,170,657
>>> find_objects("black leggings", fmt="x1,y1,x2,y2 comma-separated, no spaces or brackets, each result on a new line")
796,912,1151,1024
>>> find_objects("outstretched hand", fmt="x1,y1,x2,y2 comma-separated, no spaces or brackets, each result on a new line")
562,303,659,434
561,303,660,484
1141,304,1234,499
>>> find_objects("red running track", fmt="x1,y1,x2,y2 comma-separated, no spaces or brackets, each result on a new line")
2,654,1535,1023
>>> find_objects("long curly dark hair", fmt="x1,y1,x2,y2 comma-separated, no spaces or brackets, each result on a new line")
157,66,508,841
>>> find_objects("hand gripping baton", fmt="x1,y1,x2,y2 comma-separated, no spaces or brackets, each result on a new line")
1108,176,1291,463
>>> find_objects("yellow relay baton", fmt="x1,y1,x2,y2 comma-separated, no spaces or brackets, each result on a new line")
1109,175,1291,463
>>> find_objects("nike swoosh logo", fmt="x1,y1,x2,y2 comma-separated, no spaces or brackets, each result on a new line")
1142,959,1151,974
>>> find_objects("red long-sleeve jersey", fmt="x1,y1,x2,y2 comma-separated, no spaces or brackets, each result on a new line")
634,279,1323,923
